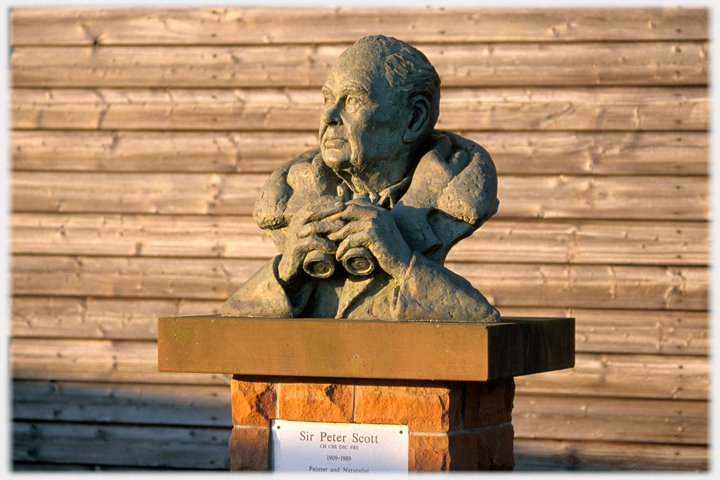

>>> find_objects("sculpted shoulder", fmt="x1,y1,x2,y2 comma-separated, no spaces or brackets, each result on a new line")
392,130,499,263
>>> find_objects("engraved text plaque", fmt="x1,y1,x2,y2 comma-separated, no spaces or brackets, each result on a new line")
271,420,409,473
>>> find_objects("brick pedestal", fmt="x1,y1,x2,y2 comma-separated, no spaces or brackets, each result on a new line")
229,375,515,472
158,316,573,471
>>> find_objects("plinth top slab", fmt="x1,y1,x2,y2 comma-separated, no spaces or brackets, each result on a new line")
157,316,574,382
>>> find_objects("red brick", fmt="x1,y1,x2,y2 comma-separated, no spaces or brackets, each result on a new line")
231,378,276,426
410,432,491,471
279,382,353,423
464,378,515,429
408,435,448,471
355,384,461,432
229,427,269,471
409,426,514,472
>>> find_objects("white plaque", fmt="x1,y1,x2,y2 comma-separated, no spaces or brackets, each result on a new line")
271,419,409,473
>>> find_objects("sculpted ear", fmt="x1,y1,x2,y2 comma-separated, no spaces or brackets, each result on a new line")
403,95,430,143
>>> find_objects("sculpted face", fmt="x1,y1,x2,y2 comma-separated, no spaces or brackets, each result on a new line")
319,49,410,178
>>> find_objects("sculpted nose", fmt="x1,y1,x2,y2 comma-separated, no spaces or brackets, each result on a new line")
321,100,342,125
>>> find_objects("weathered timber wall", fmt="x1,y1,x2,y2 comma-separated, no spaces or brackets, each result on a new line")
10,7,709,471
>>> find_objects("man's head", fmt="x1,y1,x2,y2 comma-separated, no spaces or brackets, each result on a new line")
319,36,441,190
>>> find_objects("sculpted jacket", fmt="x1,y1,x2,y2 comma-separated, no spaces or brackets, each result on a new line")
221,130,501,322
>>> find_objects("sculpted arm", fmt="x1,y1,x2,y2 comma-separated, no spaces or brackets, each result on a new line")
325,195,413,282
221,195,345,317
277,195,346,287
325,195,499,322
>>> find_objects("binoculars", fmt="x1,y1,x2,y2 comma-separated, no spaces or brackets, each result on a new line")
302,247,377,278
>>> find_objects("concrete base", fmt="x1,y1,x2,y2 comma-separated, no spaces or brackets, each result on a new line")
228,375,515,472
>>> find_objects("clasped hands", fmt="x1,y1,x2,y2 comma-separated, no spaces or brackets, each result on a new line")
277,194,412,286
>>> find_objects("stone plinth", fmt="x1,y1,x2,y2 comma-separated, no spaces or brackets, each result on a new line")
229,375,515,472
158,316,575,381
157,316,574,472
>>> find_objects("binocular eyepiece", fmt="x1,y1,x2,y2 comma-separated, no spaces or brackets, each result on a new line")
302,247,377,278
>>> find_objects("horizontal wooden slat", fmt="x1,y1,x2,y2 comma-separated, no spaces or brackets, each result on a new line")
12,381,231,427
11,338,230,386
11,8,708,45
11,130,709,176
13,462,157,471
515,353,708,401
455,262,707,312
10,214,707,266
10,338,708,400
12,214,707,266
12,297,709,356
12,87,708,132
451,219,708,266
513,394,707,445
13,421,231,469
477,131,708,176
514,439,708,471
10,213,271,259
9,256,267,300
11,42,709,88
11,256,708,311
500,307,709,356
11,130,320,174
505,174,706,221
11,172,266,216
10,297,220,340
12,173,709,220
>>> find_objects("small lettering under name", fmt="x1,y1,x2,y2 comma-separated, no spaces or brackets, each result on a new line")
343,467,370,473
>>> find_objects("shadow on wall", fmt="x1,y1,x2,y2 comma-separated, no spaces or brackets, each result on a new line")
12,380,698,471
12,380,232,470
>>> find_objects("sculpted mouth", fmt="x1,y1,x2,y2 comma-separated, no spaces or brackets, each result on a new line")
323,137,346,149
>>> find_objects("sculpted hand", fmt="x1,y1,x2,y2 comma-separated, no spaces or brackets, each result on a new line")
277,195,346,286
326,195,412,281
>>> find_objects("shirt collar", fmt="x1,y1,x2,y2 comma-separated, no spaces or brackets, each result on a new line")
337,175,412,209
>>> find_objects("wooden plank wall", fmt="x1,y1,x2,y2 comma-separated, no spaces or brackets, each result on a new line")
10,7,709,471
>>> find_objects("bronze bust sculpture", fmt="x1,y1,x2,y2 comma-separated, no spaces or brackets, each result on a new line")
222,35,500,322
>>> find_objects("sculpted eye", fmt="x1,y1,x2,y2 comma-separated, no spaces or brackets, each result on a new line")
345,95,363,113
